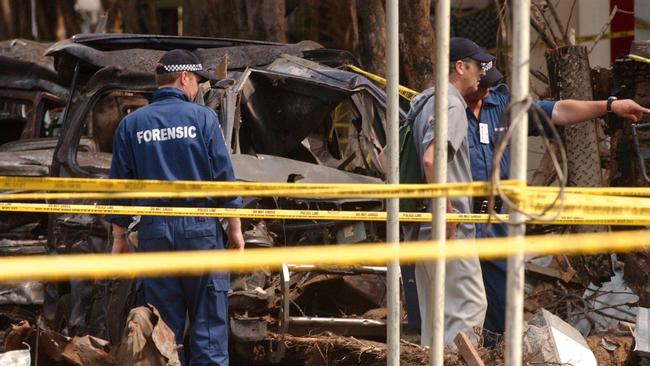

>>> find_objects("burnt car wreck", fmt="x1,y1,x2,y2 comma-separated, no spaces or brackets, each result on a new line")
0,33,400,363
6,33,650,365
0,39,70,341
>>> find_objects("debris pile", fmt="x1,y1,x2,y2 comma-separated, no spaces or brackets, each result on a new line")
521,254,641,365
0,305,179,366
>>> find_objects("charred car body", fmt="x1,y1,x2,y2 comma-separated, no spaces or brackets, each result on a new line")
0,39,70,337
0,33,402,361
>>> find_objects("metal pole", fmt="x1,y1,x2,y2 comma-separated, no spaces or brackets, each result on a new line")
385,0,401,365
30,0,38,40
505,0,530,364
430,0,450,364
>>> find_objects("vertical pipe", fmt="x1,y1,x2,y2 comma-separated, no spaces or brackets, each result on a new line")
430,0,450,364
385,0,401,365
30,0,38,40
505,0,530,364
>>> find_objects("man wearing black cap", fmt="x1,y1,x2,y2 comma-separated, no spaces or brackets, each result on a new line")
106,49,244,365
465,65,649,345
404,37,492,348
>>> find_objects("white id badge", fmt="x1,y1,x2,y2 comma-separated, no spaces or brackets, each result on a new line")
479,123,489,144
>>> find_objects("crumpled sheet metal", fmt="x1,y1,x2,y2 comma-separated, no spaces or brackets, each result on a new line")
0,282,43,305
46,39,320,84
3,320,115,365
0,39,68,98
570,265,639,336
0,149,111,177
0,39,56,73
111,304,180,366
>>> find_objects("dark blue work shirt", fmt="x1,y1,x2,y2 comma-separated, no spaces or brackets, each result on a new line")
106,87,242,227
467,86,555,240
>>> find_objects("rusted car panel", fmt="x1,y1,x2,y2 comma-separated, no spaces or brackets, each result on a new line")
0,39,67,98
232,154,381,184
229,56,391,179
46,34,321,86
0,41,67,145
0,40,69,314
0,149,110,177
0,136,98,153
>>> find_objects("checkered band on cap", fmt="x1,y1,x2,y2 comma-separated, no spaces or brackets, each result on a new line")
160,63,203,73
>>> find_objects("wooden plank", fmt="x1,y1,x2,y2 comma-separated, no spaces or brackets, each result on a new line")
525,262,575,283
454,331,485,366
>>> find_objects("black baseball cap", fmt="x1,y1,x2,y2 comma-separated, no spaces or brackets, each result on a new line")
450,37,494,63
155,49,214,82
479,66,504,88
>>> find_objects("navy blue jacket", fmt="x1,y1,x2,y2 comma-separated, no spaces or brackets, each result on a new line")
467,86,555,241
106,87,242,228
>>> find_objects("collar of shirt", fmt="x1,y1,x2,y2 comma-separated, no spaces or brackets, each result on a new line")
151,87,189,103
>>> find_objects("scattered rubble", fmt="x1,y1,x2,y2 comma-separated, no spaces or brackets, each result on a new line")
1,305,180,366
3,320,114,365
524,308,597,365
261,332,505,366
587,329,635,366
523,255,640,365
269,332,430,366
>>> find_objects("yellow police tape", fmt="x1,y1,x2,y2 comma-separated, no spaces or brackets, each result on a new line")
4,201,650,226
343,64,420,101
0,176,518,199
522,191,650,217
6,191,650,221
7,176,650,222
0,229,648,282
629,54,650,65
6,186,650,201
537,186,650,197
5,176,650,199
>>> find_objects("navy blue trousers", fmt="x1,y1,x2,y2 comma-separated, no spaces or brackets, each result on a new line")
480,259,506,347
138,216,229,366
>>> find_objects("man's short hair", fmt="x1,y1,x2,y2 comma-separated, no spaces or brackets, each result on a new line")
155,71,181,86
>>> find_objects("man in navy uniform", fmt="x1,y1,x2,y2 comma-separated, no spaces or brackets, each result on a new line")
106,49,244,365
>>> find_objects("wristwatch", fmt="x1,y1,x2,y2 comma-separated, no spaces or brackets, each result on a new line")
607,96,618,114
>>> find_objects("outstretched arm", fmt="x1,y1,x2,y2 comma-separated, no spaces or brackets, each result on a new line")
552,99,650,125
